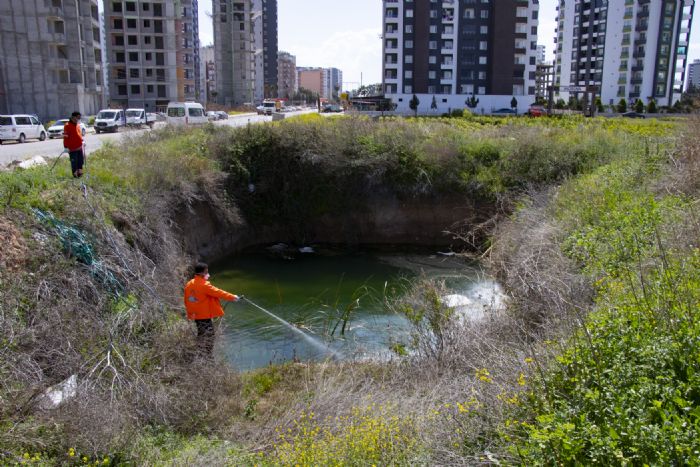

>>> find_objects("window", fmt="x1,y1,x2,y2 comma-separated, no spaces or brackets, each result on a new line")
129,68,139,78
113,18,123,29
479,56,487,65
429,70,436,79
112,2,122,13
405,54,413,64
129,52,138,61
479,41,487,50
168,107,185,117
464,8,474,19
404,85,412,93
189,107,204,117
144,19,151,28
128,35,137,45
405,24,413,33
480,10,489,19
125,2,136,12
480,25,488,34
405,40,413,48
142,2,150,11
405,70,413,78
118,84,127,95
15,117,31,125
406,9,413,17
127,18,136,28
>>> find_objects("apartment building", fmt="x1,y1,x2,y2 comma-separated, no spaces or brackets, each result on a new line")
278,51,297,98
200,44,215,105
325,67,343,100
0,0,104,120
104,0,200,112
262,0,278,98
554,0,695,107
687,58,700,91
298,67,325,97
213,0,278,106
381,0,540,114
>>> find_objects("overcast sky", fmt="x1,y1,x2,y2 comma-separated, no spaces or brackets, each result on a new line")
197,0,700,91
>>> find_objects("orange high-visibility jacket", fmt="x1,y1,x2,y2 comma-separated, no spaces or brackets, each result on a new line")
63,121,83,152
184,276,238,320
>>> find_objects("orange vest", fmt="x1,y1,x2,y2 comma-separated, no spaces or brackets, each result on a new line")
63,121,83,151
184,276,237,320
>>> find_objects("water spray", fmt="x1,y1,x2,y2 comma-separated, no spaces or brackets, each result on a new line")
237,296,341,360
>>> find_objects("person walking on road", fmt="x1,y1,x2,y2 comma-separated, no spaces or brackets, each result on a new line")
184,262,240,355
63,111,84,178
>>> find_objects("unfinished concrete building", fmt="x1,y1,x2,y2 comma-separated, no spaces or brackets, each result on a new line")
0,0,104,121
213,0,277,106
104,0,201,112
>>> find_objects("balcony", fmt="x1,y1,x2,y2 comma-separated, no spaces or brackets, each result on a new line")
633,50,645,58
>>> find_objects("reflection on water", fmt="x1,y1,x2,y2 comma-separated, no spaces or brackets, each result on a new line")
209,251,502,370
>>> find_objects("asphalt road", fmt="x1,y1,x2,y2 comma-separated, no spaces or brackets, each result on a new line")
0,111,314,167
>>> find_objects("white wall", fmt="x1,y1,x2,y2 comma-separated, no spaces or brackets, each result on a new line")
387,93,536,115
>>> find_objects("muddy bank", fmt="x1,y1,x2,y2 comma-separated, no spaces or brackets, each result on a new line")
177,192,492,262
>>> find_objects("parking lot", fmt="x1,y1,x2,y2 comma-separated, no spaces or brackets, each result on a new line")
0,109,316,167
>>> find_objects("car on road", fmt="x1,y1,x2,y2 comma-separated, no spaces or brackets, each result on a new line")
47,119,87,139
322,104,343,113
125,108,154,128
206,111,219,121
492,108,517,115
94,109,125,133
621,111,646,119
216,111,229,120
166,102,208,126
0,114,48,144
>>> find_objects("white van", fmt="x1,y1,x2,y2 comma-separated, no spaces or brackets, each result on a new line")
0,114,47,143
94,109,125,133
166,102,207,126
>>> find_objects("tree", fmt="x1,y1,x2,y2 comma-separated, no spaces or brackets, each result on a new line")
617,98,627,113
409,94,420,117
555,98,566,109
431,95,438,112
465,94,479,109
634,98,645,113
595,96,604,113
510,96,518,110
647,98,658,114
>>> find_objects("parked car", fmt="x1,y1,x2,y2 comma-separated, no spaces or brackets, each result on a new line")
46,119,87,139
206,111,219,121
125,108,154,128
322,104,343,113
94,109,125,133
216,111,229,120
492,108,517,115
166,102,208,126
528,105,546,117
621,111,645,119
0,114,47,143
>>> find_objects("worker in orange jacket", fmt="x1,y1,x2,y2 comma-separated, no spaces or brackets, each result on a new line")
184,262,240,355
63,111,84,178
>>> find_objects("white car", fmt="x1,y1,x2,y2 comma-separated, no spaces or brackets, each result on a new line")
0,114,47,143
47,119,87,139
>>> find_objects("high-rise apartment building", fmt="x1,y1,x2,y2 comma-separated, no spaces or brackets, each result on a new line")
262,0,278,98
554,0,695,107
214,0,278,106
325,67,343,100
687,58,700,91
278,51,297,98
0,0,104,120
200,44,215,105
297,67,325,97
381,0,540,114
104,0,201,112
536,44,547,64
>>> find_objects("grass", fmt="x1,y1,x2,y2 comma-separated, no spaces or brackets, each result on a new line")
0,114,694,465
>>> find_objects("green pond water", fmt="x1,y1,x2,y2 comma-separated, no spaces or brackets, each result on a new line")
210,250,503,370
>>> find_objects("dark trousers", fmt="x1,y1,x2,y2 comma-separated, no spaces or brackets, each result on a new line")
69,149,84,176
195,319,215,355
